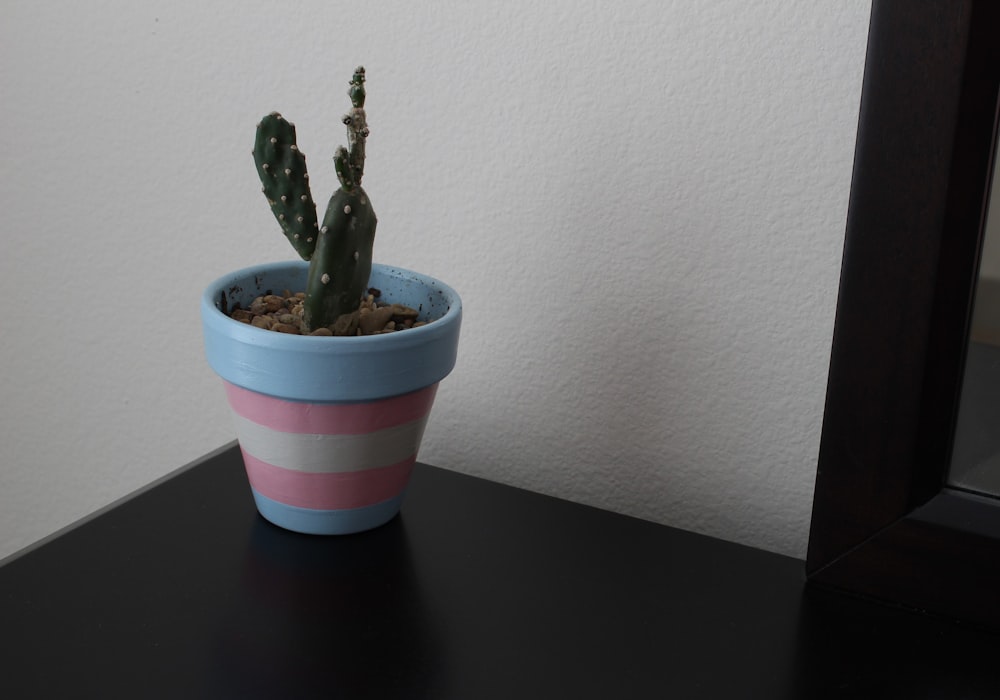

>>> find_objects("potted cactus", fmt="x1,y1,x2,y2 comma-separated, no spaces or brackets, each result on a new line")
201,66,462,535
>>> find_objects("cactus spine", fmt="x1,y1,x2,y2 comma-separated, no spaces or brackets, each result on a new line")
252,66,377,333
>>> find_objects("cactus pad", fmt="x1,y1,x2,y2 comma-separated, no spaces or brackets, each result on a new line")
253,113,319,261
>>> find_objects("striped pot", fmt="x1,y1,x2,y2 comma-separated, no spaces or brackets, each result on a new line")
201,261,462,535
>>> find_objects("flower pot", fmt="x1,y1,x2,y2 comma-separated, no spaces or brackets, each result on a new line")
201,260,462,534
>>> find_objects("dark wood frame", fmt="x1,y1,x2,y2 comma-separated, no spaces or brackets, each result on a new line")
806,0,1000,628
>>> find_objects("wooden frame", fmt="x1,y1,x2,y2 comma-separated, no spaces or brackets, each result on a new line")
806,0,1000,627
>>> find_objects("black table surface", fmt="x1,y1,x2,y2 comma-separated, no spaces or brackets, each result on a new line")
3,444,1000,699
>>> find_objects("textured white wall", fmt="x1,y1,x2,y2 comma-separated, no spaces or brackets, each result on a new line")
0,0,871,560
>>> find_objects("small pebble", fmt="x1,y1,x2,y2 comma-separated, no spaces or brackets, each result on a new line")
331,312,359,336
263,295,285,313
389,303,419,320
359,306,395,335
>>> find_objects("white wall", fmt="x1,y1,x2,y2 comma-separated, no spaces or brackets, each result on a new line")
0,0,871,560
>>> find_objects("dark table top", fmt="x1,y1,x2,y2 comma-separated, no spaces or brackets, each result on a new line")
3,443,1000,698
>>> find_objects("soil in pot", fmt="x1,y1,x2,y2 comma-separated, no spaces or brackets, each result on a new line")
224,287,432,337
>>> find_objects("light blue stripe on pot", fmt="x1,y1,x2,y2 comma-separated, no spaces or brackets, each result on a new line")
250,488,406,535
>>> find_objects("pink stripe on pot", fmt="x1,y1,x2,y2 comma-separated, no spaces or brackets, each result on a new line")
224,381,438,435
241,450,416,510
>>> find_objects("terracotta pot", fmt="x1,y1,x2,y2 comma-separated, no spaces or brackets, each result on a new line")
201,261,461,534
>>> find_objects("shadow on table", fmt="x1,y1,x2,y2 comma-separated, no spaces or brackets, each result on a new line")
210,513,444,698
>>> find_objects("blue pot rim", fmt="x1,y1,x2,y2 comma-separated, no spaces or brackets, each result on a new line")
201,261,462,402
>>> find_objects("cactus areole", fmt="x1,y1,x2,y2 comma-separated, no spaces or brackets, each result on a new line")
253,66,377,333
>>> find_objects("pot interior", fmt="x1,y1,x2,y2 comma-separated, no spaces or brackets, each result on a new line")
216,262,456,324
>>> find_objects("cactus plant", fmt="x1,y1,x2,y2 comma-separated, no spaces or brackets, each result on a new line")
252,66,377,333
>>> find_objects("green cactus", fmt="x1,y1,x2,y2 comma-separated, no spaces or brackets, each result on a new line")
252,66,377,333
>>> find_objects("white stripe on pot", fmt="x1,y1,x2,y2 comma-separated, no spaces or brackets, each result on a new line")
232,413,430,473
